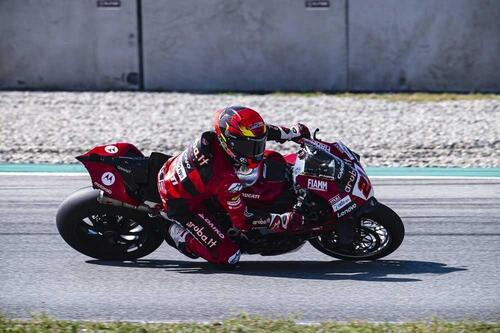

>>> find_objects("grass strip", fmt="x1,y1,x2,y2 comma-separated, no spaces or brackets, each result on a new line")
269,92,500,102
1,314,499,333
338,92,500,102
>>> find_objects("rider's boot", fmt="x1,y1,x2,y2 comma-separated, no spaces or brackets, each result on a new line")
165,223,199,259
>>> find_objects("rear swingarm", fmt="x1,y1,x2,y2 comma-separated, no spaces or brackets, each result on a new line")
97,191,160,215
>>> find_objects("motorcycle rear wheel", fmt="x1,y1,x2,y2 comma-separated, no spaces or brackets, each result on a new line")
56,187,166,260
309,203,404,260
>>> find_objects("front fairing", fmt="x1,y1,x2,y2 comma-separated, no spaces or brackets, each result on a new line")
293,140,374,222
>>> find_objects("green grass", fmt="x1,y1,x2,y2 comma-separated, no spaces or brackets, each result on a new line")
1,314,499,333
341,92,500,102
269,92,500,102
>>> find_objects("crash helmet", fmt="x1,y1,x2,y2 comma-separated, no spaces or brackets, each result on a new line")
214,106,267,169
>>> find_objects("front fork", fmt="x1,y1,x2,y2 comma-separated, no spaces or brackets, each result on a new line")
341,197,379,243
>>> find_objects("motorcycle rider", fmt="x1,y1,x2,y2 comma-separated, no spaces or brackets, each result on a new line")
158,106,311,266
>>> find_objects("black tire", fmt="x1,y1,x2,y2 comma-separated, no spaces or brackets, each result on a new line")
309,203,405,260
56,187,166,260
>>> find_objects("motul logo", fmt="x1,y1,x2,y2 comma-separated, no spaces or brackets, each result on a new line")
307,178,328,191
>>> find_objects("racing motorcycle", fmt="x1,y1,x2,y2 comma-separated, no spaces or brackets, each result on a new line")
56,130,404,261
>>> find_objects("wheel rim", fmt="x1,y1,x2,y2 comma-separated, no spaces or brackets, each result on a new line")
317,218,391,259
78,213,148,253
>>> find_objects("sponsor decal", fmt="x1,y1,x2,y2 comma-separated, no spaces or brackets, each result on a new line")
307,178,328,191
269,214,282,231
242,192,260,199
228,182,243,193
175,158,187,181
192,144,210,166
251,218,270,226
182,152,192,170
101,172,115,186
344,170,357,193
337,161,345,179
331,196,352,212
310,140,331,152
93,181,112,194
185,221,219,248
104,145,118,154
248,121,264,130
329,194,341,204
336,203,357,218
197,214,225,239
116,165,131,174
305,0,330,8
97,0,121,8
269,213,291,231
227,194,242,209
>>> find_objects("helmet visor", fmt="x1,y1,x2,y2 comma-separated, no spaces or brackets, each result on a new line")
229,135,266,159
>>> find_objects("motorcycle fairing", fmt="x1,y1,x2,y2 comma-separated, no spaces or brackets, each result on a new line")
292,139,374,223
76,143,145,206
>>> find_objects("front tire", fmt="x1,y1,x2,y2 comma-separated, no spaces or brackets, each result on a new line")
56,187,166,260
310,203,405,260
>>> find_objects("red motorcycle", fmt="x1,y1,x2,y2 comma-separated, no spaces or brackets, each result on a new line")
56,130,405,261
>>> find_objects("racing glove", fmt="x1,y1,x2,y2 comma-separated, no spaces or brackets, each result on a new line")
290,123,311,143
267,123,311,144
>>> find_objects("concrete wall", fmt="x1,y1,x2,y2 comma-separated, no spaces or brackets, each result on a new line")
0,0,140,90
1,0,499,92
142,0,347,91
348,0,500,92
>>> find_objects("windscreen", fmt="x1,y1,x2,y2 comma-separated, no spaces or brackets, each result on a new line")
302,141,350,182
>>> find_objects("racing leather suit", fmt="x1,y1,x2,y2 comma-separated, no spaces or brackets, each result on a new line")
158,124,307,265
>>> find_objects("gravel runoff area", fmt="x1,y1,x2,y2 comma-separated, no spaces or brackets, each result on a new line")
0,92,499,167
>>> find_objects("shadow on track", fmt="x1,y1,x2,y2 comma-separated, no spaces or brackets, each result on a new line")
87,259,467,282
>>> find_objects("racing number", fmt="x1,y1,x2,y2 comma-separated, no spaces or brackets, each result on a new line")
358,176,371,198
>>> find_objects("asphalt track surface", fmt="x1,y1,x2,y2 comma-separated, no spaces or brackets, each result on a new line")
0,174,499,322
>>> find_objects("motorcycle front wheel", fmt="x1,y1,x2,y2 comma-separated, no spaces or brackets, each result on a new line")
56,187,166,260
309,203,405,260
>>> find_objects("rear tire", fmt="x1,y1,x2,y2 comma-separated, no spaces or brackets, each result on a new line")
56,187,166,260
310,203,404,260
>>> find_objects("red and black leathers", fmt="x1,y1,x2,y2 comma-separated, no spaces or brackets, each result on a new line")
158,124,309,265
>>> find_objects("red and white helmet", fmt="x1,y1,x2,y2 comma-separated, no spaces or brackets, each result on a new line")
214,106,267,169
